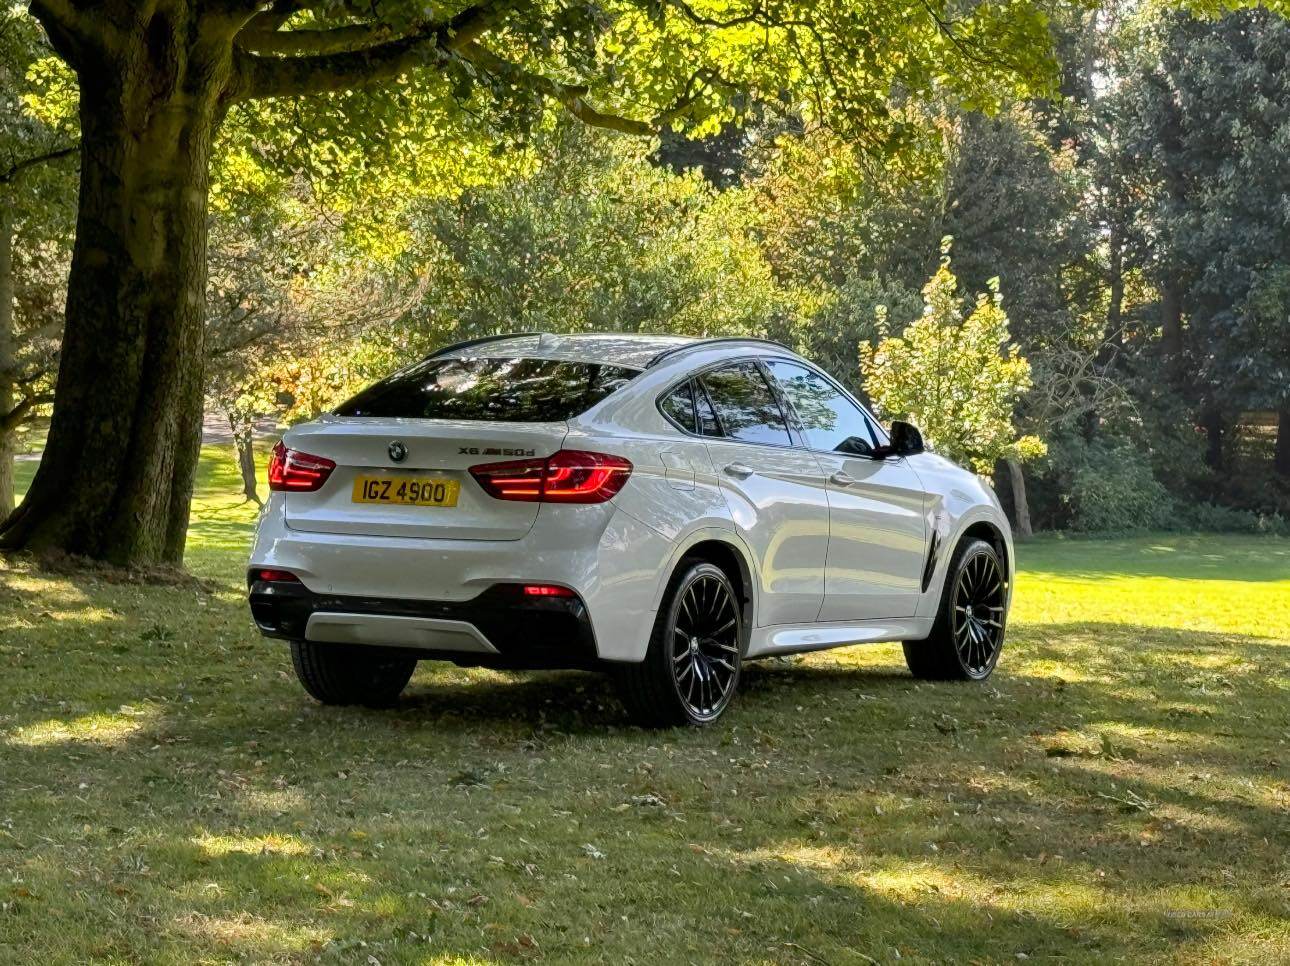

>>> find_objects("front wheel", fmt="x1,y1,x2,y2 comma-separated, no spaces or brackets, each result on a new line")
290,640,417,707
615,561,744,727
903,537,1008,681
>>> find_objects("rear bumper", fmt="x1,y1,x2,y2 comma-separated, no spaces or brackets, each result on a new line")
247,496,677,662
248,579,601,669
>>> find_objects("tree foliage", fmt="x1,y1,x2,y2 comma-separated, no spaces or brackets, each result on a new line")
862,246,1046,474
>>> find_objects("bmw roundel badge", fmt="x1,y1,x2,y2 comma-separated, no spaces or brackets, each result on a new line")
388,440,408,463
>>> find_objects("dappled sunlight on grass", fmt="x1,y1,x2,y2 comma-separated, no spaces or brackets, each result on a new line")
1,451,1289,961
192,832,311,860
5,704,158,749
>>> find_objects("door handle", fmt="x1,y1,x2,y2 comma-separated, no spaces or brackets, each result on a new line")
830,471,857,487
724,462,755,479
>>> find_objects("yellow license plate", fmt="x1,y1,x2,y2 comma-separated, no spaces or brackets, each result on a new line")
352,475,460,507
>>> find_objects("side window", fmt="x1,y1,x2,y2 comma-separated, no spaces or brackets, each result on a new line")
700,362,792,446
765,360,876,456
695,382,722,437
660,381,697,433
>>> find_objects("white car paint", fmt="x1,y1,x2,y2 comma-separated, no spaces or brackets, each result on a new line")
249,333,1013,664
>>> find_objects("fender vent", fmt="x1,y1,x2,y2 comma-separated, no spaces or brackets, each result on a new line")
921,532,940,592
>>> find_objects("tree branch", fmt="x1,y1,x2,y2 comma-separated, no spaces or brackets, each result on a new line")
0,143,78,186
233,1,506,100
0,393,54,435
459,41,654,136
26,0,102,66
236,22,395,56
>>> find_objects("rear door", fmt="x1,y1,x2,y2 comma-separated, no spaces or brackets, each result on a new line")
762,360,927,620
696,361,830,626
276,354,636,541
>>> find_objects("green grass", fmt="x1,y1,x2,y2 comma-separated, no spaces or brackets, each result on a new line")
2,446,1288,964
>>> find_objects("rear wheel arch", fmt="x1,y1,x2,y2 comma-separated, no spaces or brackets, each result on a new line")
673,538,754,646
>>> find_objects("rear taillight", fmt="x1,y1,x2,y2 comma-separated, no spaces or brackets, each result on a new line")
469,449,632,504
268,440,336,492
249,568,300,584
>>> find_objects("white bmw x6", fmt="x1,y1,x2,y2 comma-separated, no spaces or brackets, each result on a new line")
248,333,1012,726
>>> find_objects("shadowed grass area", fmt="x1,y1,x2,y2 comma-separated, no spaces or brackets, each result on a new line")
2,447,1288,963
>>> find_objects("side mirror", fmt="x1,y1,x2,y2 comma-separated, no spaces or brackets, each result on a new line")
835,435,875,457
885,420,925,458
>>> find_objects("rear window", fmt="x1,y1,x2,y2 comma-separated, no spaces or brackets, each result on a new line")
335,356,639,422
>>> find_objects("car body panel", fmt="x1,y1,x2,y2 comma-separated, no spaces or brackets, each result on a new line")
812,452,928,621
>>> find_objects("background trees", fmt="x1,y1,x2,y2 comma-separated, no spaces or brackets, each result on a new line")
0,8,74,517
2,0,1055,566
4,2,1290,558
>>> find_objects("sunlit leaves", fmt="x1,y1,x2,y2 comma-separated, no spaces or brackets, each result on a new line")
862,247,1046,472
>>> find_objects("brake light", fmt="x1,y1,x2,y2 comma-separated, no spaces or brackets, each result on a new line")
268,440,336,492
469,450,632,504
522,584,577,598
251,568,300,584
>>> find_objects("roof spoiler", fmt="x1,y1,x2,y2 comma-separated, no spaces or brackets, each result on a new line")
423,332,544,360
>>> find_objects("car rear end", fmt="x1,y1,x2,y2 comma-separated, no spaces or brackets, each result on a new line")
246,345,667,669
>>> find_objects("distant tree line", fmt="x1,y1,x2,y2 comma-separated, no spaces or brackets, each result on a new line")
2,3,1288,552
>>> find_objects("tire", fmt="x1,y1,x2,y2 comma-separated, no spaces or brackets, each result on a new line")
615,561,744,727
903,537,1008,681
290,640,417,708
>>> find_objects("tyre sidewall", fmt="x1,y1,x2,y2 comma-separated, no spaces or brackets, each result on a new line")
940,539,1007,680
659,562,743,725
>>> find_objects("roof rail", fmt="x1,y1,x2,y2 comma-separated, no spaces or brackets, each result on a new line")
424,331,543,360
645,336,792,368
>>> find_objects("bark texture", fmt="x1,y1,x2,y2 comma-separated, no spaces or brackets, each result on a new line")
229,411,261,506
0,6,232,565
1005,457,1033,540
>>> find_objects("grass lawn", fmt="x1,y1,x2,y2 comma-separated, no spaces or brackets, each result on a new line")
2,445,1288,964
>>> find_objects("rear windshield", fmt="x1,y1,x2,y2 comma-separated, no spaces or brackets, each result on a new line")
334,356,640,422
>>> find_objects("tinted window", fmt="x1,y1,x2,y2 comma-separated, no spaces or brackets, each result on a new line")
336,356,638,422
765,360,876,455
695,383,722,436
700,363,792,446
660,382,697,433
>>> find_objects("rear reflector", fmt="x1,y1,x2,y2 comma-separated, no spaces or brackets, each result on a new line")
251,568,300,584
521,584,577,598
268,440,336,492
470,450,632,504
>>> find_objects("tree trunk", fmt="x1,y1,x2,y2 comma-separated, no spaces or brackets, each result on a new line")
0,20,231,566
1005,458,1033,540
1202,407,1225,473
1275,410,1290,479
229,410,262,506
0,202,14,519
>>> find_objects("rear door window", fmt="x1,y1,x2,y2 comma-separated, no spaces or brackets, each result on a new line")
700,362,792,446
335,356,639,421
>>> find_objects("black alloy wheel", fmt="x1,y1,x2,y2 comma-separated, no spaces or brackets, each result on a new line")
903,537,1008,681
616,561,745,727
669,569,741,721
950,546,1006,678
